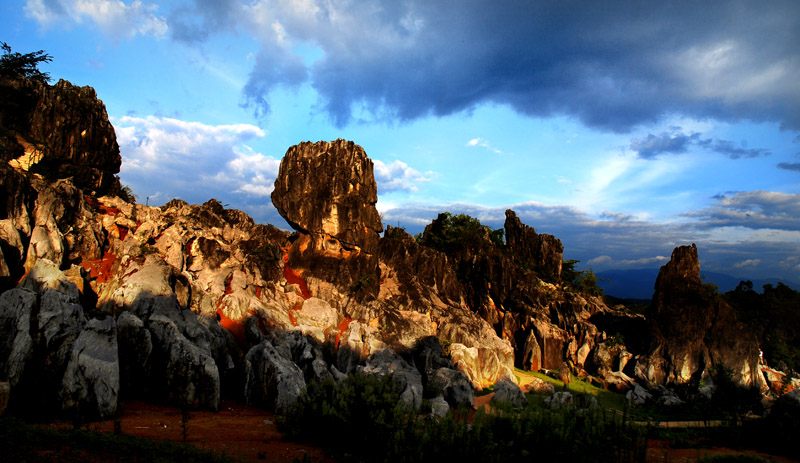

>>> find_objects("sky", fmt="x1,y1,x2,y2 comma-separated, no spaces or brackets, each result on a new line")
2,0,799,283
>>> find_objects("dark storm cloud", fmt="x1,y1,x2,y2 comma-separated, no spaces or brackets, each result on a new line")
630,132,700,159
167,0,240,43
702,139,771,159
200,0,800,131
685,191,800,230
630,131,771,159
778,162,800,172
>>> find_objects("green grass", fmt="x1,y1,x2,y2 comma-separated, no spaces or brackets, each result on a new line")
0,417,237,463
516,368,630,412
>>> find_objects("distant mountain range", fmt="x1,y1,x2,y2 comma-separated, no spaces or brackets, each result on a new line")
596,268,799,300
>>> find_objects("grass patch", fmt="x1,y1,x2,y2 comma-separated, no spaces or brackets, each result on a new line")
517,369,630,412
0,417,237,463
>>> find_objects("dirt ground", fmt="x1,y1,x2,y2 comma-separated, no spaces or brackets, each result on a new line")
81,400,333,463
57,397,797,463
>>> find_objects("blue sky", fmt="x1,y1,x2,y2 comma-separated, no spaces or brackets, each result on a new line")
2,0,799,282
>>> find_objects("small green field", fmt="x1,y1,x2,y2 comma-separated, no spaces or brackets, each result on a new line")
515,368,631,412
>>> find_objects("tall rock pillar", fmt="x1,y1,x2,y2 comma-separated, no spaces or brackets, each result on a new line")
272,139,383,296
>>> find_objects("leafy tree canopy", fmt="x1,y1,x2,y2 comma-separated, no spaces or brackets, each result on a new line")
562,259,604,296
1,42,52,84
416,212,503,254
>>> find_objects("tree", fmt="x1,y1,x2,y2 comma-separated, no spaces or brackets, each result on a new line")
0,42,52,83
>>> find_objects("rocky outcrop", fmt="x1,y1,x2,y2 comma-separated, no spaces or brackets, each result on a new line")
244,338,306,412
490,376,526,407
635,244,761,387
272,139,382,295
0,78,121,193
60,316,119,418
504,209,563,279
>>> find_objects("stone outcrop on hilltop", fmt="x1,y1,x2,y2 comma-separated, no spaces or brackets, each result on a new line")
0,78,121,194
504,210,564,279
272,140,383,295
634,244,765,389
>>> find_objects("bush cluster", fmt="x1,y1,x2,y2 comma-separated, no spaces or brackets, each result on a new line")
278,373,647,463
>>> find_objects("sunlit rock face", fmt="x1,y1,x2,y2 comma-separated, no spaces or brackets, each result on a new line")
272,139,383,296
636,244,761,387
0,78,121,194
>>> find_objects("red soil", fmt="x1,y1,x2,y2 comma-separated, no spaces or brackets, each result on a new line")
66,400,333,463
334,317,352,348
216,275,249,347
79,251,117,285
282,253,311,300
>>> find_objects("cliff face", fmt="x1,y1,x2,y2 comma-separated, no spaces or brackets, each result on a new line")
635,244,763,388
0,78,121,194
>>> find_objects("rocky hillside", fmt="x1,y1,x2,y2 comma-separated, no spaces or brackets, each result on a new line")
0,76,788,421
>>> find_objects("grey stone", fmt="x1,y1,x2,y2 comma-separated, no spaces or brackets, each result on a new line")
429,367,474,409
544,391,573,409
147,315,220,410
491,376,526,408
244,339,306,412
60,317,120,418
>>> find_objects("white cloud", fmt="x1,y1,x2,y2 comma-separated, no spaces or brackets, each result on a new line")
372,159,436,194
114,115,277,208
733,259,761,269
25,0,168,39
587,255,668,268
466,138,504,155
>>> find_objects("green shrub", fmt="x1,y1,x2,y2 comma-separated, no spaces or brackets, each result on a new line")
279,372,647,463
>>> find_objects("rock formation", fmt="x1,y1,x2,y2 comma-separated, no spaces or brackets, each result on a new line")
272,139,383,295
0,78,121,194
1,75,788,422
635,244,763,388
504,209,563,279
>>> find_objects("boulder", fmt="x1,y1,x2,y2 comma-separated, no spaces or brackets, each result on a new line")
19,258,81,302
60,317,120,418
448,342,515,390
429,395,450,418
491,376,526,407
272,139,383,294
558,361,572,385
0,288,37,388
626,383,653,407
544,391,573,409
337,321,384,374
359,349,423,410
268,330,331,385
412,336,454,383
244,339,306,412
605,371,636,393
291,297,338,342
592,340,626,378
116,311,153,397
428,367,474,409
521,376,555,395
146,315,220,410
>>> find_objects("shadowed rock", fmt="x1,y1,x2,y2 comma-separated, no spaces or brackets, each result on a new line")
0,78,121,193
636,244,761,388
